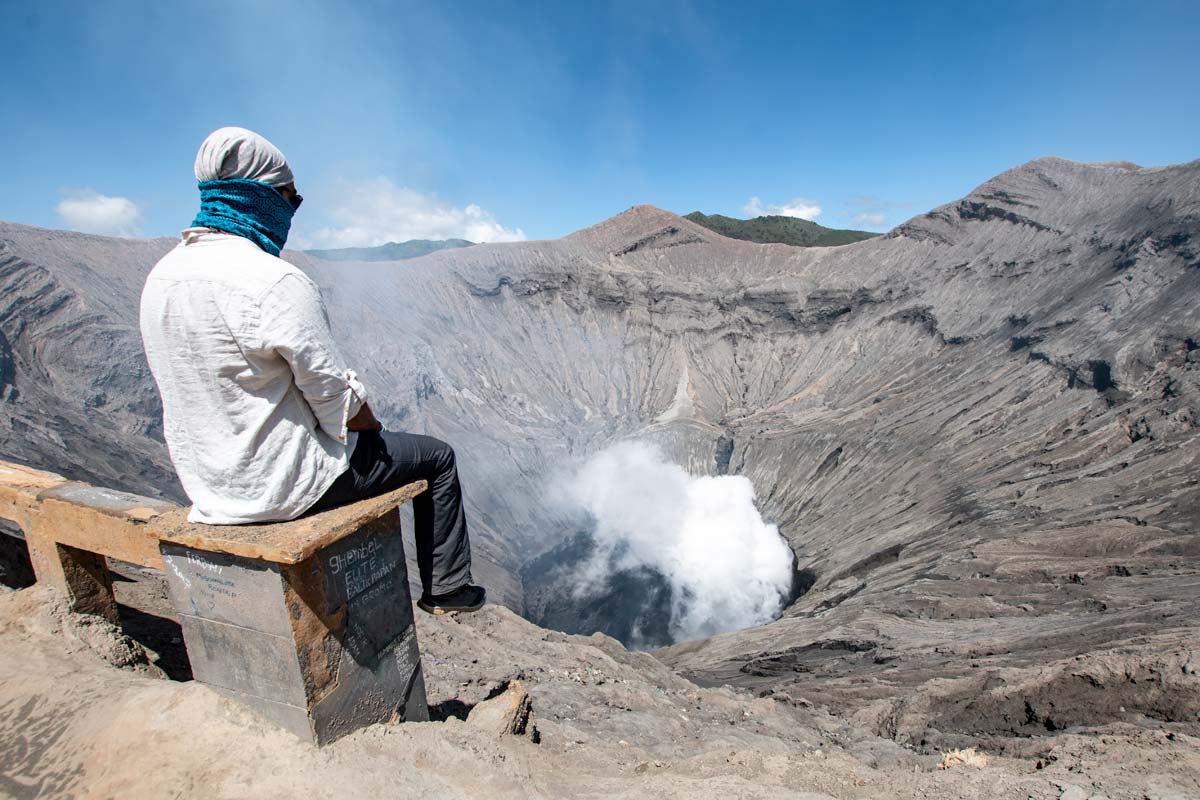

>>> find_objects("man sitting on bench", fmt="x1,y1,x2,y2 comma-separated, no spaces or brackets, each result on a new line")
139,126,485,615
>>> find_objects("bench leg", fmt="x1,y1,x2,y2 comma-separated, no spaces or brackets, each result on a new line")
159,511,428,744
26,530,119,624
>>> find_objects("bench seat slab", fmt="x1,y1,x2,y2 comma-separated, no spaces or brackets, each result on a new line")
150,481,428,564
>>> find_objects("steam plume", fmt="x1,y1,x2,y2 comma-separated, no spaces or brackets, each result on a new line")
561,441,795,644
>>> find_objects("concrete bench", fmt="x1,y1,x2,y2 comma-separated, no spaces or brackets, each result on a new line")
0,459,430,745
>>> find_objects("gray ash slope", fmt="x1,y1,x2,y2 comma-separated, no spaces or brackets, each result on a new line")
0,227,183,500
1,157,1199,748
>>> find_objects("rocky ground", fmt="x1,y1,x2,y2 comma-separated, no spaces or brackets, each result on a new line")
661,518,1200,754
2,578,1198,799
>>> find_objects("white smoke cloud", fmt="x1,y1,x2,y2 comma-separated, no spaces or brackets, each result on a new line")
562,441,795,644
55,190,143,237
309,177,526,247
853,212,886,227
846,195,909,230
742,196,822,221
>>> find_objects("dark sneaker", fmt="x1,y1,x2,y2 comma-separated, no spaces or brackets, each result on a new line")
417,584,486,615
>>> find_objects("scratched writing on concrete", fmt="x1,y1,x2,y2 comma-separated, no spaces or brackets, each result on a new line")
344,627,368,656
327,538,384,576
393,628,418,677
354,575,396,611
163,554,192,589
185,551,224,574
341,557,399,599
195,573,238,599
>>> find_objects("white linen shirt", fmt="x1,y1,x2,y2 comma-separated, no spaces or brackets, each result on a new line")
140,228,367,523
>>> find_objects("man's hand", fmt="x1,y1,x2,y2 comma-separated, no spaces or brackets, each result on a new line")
347,402,382,432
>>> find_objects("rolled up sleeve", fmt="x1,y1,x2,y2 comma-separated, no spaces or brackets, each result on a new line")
259,274,367,444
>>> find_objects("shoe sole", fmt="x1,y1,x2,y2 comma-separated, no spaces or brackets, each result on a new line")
417,599,485,615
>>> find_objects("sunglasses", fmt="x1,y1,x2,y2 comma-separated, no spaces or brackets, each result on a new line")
278,186,304,210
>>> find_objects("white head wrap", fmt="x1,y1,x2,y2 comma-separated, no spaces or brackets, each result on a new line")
193,126,295,187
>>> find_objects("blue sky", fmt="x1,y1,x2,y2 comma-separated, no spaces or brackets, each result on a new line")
1,0,1197,245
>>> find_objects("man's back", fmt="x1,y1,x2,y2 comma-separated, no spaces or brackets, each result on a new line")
141,228,357,523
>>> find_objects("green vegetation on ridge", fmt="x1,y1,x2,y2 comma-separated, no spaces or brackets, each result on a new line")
685,212,879,247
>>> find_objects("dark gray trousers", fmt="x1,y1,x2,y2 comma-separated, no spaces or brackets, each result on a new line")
312,430,473,596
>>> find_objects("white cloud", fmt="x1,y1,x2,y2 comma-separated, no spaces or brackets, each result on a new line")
853,212,886,227
55,190,142,237
309,178,525,247
742,196,822,221
845,195,910,230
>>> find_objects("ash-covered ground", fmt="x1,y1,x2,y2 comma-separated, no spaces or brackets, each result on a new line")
2,576,1198,799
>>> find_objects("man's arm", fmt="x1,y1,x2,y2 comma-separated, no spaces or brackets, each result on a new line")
347,402,381,432
258,273,369,443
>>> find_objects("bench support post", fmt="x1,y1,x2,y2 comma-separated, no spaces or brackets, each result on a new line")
159,508,428,744
26,530,120,624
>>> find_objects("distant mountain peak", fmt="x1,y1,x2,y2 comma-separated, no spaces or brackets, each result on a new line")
563,205,719,254
577,204,698,233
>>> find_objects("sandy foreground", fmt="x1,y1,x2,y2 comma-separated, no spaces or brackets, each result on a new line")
0,581,1197,800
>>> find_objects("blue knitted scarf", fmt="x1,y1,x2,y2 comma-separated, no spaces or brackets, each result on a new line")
192,179,295,256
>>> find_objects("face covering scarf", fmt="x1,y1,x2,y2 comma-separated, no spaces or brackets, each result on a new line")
192,179,296,256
